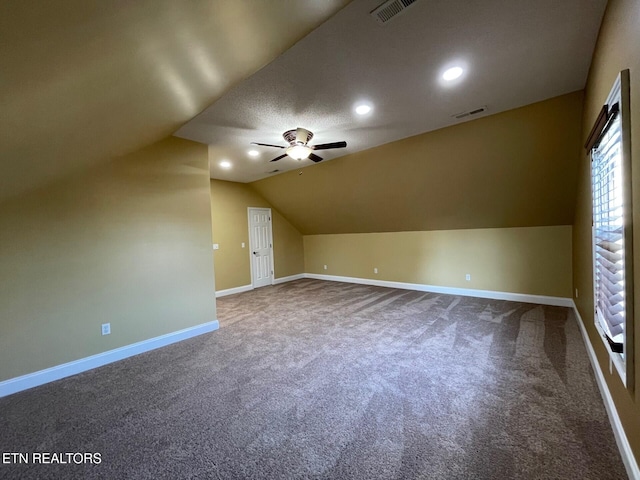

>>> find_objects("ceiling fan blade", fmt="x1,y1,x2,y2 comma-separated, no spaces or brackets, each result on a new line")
308,153,323,163
270,153,288,162
312,141,347,150
252,142,285,149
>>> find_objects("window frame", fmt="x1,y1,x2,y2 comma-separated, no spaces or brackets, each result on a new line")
589,69,634,390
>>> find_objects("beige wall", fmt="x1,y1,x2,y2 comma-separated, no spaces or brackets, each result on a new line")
251,91,583,235
573,0,640,461
305,226,572,298
0,137,216,382
210,180,304,291
0,0,349,201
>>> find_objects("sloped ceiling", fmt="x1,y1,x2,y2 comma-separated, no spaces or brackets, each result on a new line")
0,0,350,201
250,91,584,235
175,0,605,183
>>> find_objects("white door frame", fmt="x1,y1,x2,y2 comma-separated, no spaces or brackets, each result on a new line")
247,207,274,288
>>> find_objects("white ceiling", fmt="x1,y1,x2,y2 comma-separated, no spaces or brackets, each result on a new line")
174,0,607,183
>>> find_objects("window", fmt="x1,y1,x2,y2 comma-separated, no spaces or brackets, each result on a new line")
588,70,633,387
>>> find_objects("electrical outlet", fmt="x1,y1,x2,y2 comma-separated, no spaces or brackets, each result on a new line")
241,242,245,248
212,244,219,250
323,264,328,270
374,267,378,274
101,323,111,336
465,274,471,281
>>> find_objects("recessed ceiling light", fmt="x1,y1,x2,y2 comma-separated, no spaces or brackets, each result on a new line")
355,104,372,115
248,150,259,157
219,160,231,169
442,66,464,81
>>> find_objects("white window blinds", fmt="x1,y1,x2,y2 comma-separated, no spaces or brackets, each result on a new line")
592,106,625,349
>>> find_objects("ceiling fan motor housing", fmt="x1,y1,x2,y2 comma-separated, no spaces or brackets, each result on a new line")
283,128,313,145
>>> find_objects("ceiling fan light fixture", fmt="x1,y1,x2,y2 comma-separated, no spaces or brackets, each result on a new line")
287,145,312,160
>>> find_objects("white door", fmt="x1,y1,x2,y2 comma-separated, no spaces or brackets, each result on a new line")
248,208,273,288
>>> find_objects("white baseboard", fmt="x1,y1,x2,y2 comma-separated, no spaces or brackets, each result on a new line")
304,273,573,307
216,284,253,297
0,320,219,398
572,302,639,480
273,274,305,285
217,275,305,294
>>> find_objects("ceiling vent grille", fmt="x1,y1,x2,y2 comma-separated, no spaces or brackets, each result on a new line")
370,0,418,25
452,106,488,120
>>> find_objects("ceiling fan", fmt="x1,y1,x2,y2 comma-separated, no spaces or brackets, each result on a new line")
252,128,347,163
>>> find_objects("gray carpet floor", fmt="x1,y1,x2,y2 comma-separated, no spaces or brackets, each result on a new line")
0,279,627,479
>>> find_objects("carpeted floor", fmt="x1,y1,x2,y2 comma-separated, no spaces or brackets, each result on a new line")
0,279,627,479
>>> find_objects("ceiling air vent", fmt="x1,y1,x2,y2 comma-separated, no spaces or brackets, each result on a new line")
452,106,488,120
370,0,418,25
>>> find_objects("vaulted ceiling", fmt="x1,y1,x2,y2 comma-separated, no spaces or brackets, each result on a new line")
0,0,350,201
1,0,606,236
175,0,606,183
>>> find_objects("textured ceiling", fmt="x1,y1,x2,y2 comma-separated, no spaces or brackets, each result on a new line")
0,0,350,200
250,92,584,235
175,0,606,183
